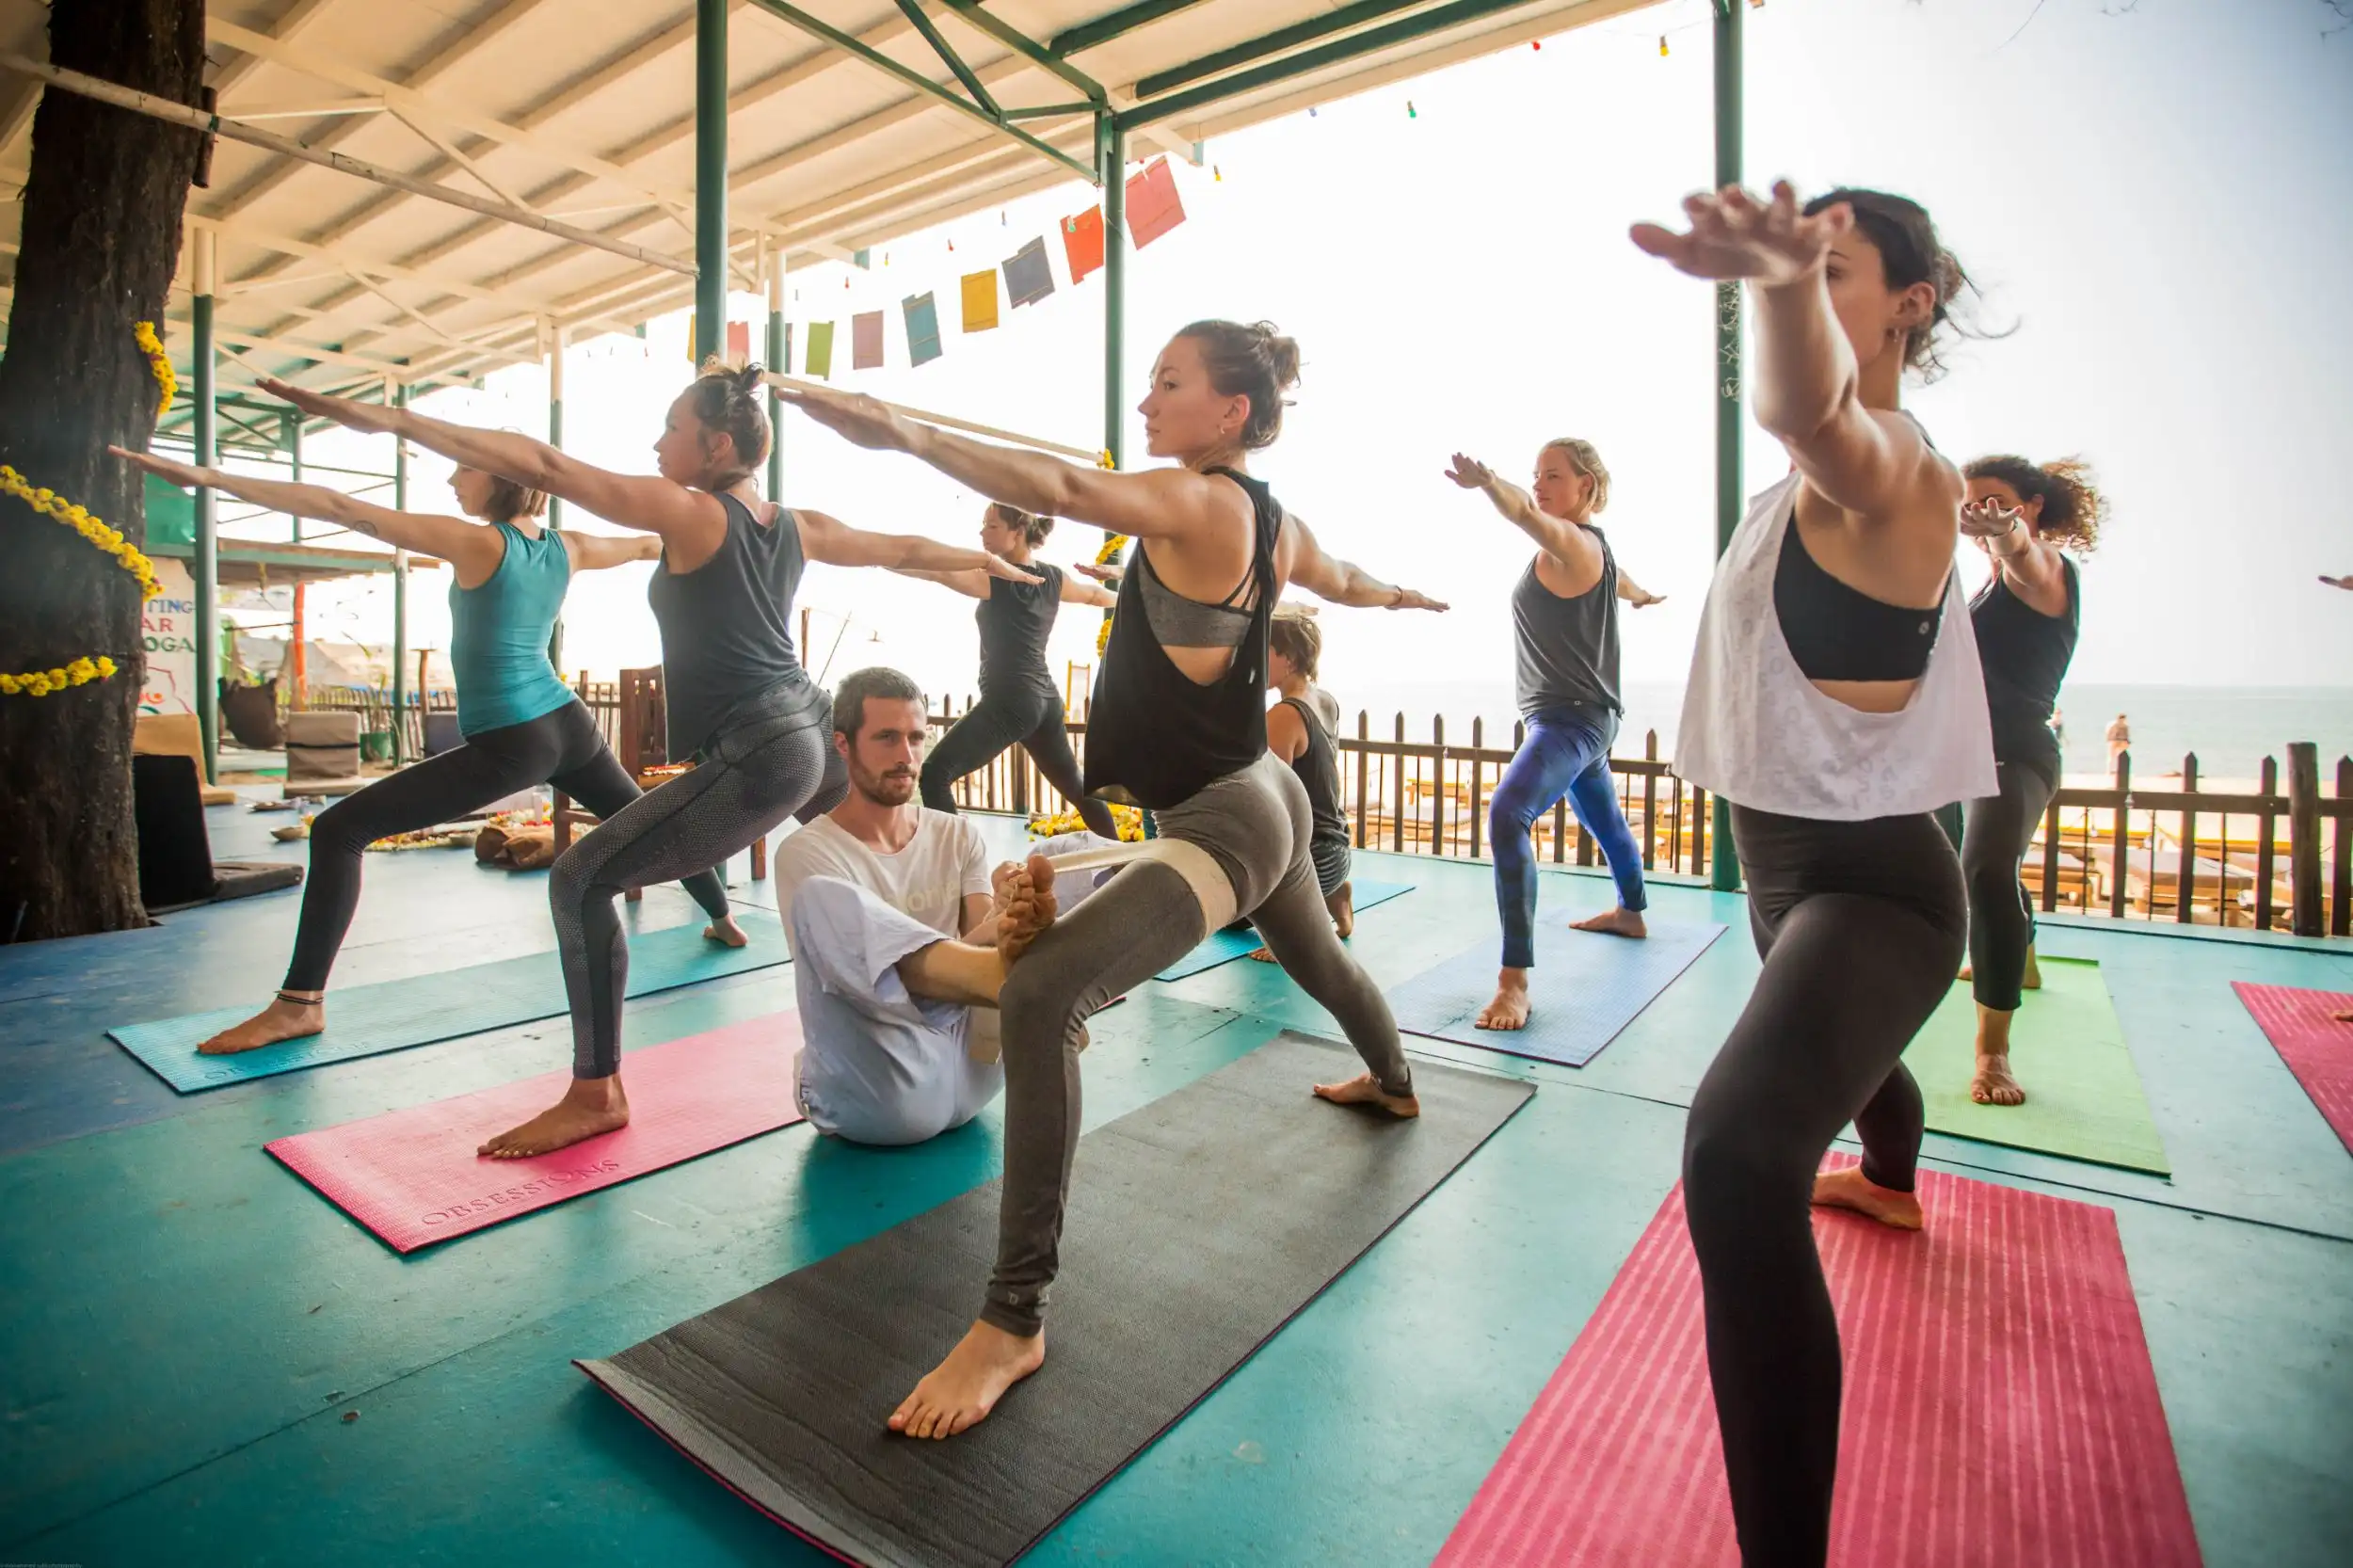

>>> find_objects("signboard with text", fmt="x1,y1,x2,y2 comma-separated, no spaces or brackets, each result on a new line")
140,556,197,716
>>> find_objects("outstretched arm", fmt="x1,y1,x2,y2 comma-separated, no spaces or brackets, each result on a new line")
1278,512,1449,612
1059,574,1116,608
888,565,990,599
1442,454,1605,583
563,530,664,572
1615,571,1666,608
109,446,500,578
1962,496,2070,616
796,509,1040,582
258,376,726,545
776,380,1237,543
1632,183,1958,523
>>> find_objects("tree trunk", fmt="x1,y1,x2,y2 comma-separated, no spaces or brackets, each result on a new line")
0,2,204,940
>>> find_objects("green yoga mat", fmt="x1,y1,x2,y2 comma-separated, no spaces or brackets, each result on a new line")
107,914,787,1093
1904,957,2168,1176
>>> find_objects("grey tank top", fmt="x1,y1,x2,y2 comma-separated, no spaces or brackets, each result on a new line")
645,493,824,760
1513,527,1621,716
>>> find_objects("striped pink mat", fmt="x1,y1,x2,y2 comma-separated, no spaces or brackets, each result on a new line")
1434,1161,2201,1567
2233,983,2353,1155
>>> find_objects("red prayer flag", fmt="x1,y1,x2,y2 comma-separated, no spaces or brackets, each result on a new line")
1126,158,1186,249
1062,205,1105,285
725,320,749,363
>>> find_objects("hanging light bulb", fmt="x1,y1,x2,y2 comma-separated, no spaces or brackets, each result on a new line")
1308,106,1317,118
1213,164,1222,183
1531,39,1542,51
1659,34,1669,56
1406,100,1417,119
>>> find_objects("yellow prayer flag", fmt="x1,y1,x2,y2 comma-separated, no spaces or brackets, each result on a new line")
961,269,1000,333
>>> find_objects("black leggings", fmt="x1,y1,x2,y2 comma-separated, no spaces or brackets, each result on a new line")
550,690,843,1078
1962,761,2056,1013
1683,806,1966,1567
283,700,729,992
921,682,1119,841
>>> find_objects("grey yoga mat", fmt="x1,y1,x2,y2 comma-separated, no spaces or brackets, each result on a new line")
579,1032,1535,1568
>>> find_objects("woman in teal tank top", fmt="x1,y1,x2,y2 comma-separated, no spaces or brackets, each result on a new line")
110,447,746,1058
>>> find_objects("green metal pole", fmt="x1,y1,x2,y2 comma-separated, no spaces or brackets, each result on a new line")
695,0,728,366
1709,0,1744,892
546,323,565,530
285,408,302,543
392,383,409,766
191,229,219,783
766,247,785,499
1099,111,1126,472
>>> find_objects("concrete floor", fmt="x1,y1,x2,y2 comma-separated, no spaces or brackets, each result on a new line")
3,800,2349,1564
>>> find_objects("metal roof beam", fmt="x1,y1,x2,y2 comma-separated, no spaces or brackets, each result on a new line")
742,0,1097,184
1119,0,1546,129
1134,0,1431,100
895,1,1000,119
936,3,1104,103
1050,1,1209,57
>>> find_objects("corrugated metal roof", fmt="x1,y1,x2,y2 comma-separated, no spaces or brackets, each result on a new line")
0,0,1657,405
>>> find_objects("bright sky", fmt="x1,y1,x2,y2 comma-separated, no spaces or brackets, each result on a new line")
268,0,2353,703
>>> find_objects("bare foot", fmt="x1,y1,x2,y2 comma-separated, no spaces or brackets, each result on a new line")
1570,906,1647,938
1475,969,1531,1032
994,854,1058,966
478,1074,629,1159
198,992,325,1055
1328,882,1355,939
888,1320,1046,1440
2022,944,2042,991
1957,961,1974,983
1971,1052,2025,1106
1811,1166,1924,1231
1310,1071,1421,1118
703,915,749,949
1246,945,1276,962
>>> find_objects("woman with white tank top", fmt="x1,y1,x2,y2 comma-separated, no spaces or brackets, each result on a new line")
1636,183,1994,1566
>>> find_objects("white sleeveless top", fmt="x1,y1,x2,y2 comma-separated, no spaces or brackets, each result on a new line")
1676,472,1996,821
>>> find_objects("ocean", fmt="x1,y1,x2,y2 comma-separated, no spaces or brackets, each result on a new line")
1332,680,2353,786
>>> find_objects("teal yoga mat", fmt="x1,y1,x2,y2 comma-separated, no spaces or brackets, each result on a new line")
106,915,788,1093
1385,918,1727,1067
1155,882,1414,982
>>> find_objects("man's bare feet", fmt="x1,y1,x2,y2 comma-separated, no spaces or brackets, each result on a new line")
994,853,1058,965
478,1073,630,1159
1811,1166,1924,1230
198,991,325,1054
1475,969,1531,1032
703,915,749,949
1328,882,1355,939
1971,1052,2026,1106
1570,906,1647,938
888,1320,1045,1440
1310,1071,1421,1118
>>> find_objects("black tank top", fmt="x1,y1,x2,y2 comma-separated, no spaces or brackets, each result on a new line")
1773,517,1943,682
646,493,821,760
1083,468,1278,808
1513,529,1621,716
976,561,1063,696
1282,696,1349,856
1970,553,2078,777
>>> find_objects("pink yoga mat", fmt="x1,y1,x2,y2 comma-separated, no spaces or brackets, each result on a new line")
266,1015,805,1253
1435,1160,2201,1567
2233,983,2353,1155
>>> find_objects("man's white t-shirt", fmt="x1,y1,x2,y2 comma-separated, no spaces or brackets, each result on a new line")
772,808,990,951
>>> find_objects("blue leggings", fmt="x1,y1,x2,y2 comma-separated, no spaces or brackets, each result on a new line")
1489,705,1647,968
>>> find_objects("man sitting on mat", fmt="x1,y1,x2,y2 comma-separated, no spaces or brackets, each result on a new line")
775,666,1105,1145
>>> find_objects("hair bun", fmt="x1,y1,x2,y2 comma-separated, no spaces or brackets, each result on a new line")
1249,322,1303,391
733,361,765,392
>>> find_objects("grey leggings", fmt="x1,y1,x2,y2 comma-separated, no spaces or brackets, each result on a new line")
982,752,1413,1337
550,689,845,1078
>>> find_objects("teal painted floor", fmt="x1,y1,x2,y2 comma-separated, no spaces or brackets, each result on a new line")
4,803,2351,1565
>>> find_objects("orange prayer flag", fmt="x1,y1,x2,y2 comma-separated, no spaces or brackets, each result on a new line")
1062,206,1105,284
961,269,1000,332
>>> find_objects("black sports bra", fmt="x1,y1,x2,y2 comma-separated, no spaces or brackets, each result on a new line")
1772,516,1943,682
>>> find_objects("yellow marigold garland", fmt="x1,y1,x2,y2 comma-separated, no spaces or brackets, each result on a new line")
136,320,176,416
1028,801,1144,841
0,463,164,697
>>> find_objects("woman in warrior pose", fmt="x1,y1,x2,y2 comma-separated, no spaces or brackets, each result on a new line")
1444,439,1667,1032
891,502,1120,840
1639,184,1993,1566
1956,454,2100,1105
264,364,1038,1158
783,319,1447,1442
1249,605,1353,952
109,443,745,1055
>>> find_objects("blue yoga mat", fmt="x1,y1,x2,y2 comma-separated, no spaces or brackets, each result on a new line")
106,915,789,1093
1154,881,1415,982
1385,917,1727,1066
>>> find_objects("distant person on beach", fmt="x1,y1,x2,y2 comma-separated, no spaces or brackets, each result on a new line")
2106,712,2131,766
1444,438,1660,1037
1957,454,2104,1108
